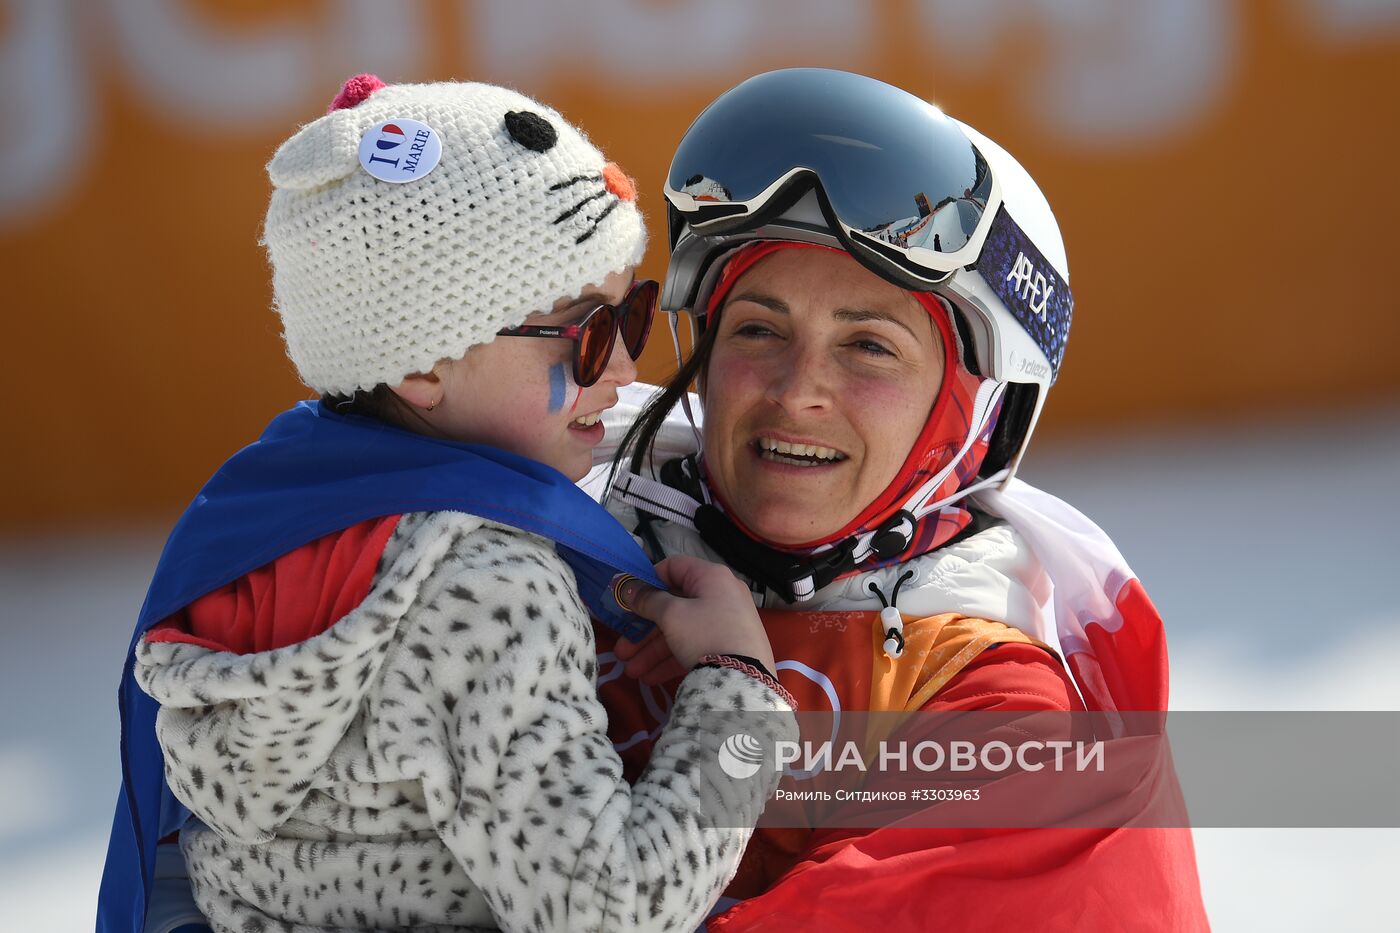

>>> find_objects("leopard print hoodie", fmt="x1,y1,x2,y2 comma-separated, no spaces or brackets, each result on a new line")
135,511,798,932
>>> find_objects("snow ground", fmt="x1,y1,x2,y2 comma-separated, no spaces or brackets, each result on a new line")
3,408,1397,931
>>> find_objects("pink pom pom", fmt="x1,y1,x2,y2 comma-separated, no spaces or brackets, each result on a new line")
327,74,386,113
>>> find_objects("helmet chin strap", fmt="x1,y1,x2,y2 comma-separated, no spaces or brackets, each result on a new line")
613,377,1010,604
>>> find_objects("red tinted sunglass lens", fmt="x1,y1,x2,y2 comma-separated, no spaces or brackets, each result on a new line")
621,281,658,359
576,305,617,386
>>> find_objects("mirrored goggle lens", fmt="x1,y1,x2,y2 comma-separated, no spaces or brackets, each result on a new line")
621,280,658,359
577,305,618,385
667,68,992,257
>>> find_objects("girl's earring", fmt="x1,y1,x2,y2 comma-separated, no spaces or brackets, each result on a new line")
427,397,441,412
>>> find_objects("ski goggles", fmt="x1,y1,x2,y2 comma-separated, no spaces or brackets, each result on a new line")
498,278,658,387
665,68,1002,288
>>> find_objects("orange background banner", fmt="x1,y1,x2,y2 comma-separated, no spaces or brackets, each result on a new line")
3,0,1398,530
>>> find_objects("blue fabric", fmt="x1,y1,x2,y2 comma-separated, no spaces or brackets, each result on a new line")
96,401,662,932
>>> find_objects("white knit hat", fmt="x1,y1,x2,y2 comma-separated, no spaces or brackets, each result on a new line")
263,74,647,396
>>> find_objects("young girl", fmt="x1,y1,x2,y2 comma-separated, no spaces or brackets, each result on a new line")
96,75,796,933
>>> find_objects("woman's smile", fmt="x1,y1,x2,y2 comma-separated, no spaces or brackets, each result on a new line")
751,432,849,468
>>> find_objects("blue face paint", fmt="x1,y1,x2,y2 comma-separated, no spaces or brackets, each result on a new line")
548,363,567,413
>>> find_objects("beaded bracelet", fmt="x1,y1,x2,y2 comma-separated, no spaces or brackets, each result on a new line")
696,653,798,710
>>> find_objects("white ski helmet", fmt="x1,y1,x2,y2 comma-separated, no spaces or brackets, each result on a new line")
663,68,1072,485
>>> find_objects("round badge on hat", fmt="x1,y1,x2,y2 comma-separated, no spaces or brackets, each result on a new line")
357,118,442,184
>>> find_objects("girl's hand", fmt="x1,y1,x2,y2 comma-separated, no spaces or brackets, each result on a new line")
613,555,775,674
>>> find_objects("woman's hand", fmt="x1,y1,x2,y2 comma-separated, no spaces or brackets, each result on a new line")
613,555,775,674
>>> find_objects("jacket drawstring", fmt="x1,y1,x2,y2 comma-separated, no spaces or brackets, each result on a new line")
868,569,916,660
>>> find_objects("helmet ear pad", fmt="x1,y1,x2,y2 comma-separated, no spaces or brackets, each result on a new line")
981,382,1040,477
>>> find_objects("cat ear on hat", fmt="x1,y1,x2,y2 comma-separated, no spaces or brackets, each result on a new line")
266,73,387,192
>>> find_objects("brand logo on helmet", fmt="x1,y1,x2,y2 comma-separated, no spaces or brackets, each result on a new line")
981,207,1071,379
1009,349,1050,381
1005,252,1054,322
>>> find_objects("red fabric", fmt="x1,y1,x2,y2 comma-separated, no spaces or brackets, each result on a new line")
145,516,401,655
1069,579,1171,713
712,822,1205,933
706,644,1208,933
720,643,1078,900
594,620,1208,932
930,640,1082,710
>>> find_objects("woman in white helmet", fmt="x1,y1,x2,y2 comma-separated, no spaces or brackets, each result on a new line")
596,69,1209,931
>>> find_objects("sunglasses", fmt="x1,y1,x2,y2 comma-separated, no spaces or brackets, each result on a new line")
497,279,658,387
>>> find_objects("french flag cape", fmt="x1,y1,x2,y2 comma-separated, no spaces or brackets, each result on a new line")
95,401,663,933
